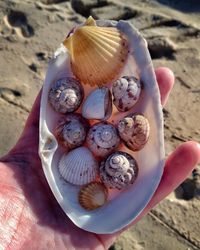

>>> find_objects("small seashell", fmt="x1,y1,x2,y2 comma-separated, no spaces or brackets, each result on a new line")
48,77,84,113
118,114,150,151
82,87,112,120
58,147,98,185
112,76,141,112
87,122,120,157
79,182,108,210
63,16,129,86
100,151,138,190
55,113,89,150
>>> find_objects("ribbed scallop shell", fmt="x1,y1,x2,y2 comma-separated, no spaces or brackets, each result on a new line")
58,147,98,185
63,17,129,86
79,182,108,210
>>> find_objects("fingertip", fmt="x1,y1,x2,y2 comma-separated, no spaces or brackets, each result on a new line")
155,67,175,106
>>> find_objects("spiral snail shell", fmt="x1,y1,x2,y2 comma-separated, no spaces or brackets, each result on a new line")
48,77,84,113
55,113,89,150
118,114,150,151
112,76,141,112
86,122,120,157
100,151,138,190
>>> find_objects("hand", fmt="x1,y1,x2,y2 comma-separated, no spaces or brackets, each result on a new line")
0,67,199,250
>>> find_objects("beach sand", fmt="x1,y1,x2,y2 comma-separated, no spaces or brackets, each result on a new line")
0,0,200,249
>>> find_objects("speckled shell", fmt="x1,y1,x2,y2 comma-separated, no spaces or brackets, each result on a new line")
100,151,138,190
82,87,112,120
112,76,141,112
118,114,150,151
39,19,165,234
58,147,98,185
48,77,83,113
86,122,120,157
55,113,89,150
79,182,108,210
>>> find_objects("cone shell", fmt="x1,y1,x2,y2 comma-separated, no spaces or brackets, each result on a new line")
58,147,98,185
79,182,108,210
82,87,112,120
63,17,129,86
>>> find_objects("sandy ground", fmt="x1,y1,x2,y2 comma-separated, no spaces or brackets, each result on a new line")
0,0,200,249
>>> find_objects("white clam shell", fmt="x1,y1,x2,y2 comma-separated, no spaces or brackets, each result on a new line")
58,147,98,185
82,87,112,120
39,20,165,234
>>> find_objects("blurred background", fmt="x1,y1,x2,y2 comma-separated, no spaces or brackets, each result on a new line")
0,0,200,249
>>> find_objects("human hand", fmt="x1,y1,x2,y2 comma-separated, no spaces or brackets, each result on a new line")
0,67,199,250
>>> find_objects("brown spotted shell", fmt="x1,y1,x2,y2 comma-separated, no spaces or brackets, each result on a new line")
118,114,150,151
112,76,141,112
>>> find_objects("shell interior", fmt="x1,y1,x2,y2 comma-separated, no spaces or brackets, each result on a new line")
39,19,165,234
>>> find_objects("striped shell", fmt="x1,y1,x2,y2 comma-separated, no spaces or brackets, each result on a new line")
58,147,98,185
63,16,129,86
79,182,108,210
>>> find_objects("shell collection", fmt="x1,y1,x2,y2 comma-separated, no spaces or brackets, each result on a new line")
39,17,165,233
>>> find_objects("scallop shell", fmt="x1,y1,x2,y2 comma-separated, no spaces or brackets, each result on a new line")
82,87,112,120
79,182,108,210
39,18,165,234
58,147,98,185
118,114,150,151
63,16,129,86
55,113,89,150
100,151,138,190
48,77,83,113
86,122,120,157
112,76,141,112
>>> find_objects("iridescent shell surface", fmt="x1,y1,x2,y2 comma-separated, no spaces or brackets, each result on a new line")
39,19,165,234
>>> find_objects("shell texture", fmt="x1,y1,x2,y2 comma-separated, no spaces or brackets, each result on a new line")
58,147,98,185
39,18,165,234
82,87,112,120
86,122,120,157
63,17,129,86
55,113,89,150
112,76,141,112
79,182,108,210
100,151,138,190
118,114,150,151
48,77,83,113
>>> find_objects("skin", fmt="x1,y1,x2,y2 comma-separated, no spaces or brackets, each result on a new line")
0,67,200,250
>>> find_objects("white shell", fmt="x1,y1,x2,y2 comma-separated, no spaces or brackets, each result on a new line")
58,147,98,185
82,87,112,120
39,20,165,234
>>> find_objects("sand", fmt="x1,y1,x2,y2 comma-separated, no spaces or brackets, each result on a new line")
0,0,200,249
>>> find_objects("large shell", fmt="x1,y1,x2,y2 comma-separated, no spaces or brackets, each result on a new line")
58,147,98,185
55,113,89,150
86,122,120,157
100,151,138,190
82,87,112,120
39,18,165,234
63,16,129,86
